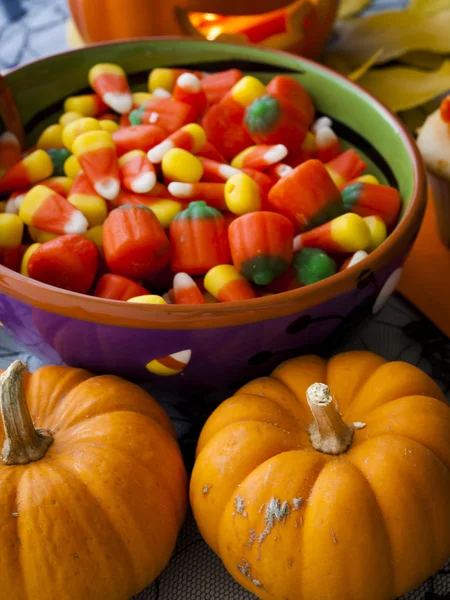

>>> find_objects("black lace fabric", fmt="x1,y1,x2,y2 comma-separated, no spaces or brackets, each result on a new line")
0,1,449,598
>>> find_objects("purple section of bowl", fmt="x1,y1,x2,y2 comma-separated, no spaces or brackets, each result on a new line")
0,258,402,391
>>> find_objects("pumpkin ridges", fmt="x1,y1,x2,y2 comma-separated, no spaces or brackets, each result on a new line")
325,351,386,413
271,355,327,423
236,377,309,427
47,375,176,437
351,395,450,470
16,461,138,599
0,469,25,598
58,411,188,528
56,443,183,595
196,394,304,456
345,361,447,421
190,421,302,554
217,450,327,600
299,459,395,600
347,435,450,597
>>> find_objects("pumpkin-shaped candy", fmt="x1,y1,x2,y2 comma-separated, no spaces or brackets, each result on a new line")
0,361,187,600
190,351,450,600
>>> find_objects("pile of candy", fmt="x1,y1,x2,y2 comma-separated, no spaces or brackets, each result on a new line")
0,64,402,305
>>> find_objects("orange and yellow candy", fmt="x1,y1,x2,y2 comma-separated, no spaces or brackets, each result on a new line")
88,63,133,114
72,130,120,201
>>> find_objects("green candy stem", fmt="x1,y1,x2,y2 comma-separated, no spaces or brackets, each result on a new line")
244,95,280,134
293,248,337,286
129,105,146,126
241,255,289,286
174,200,223,221
47,147,71,177
341,182,364,212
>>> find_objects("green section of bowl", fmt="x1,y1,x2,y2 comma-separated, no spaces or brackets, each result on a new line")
2,39,412,212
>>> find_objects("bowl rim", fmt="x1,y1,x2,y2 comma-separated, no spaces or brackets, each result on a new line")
0,36,427,330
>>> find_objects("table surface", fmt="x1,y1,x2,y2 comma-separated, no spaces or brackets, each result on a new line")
0,1,449,599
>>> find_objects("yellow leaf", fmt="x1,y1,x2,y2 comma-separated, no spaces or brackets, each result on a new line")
408,0,450,14
329,9,450,67
348,48,385,82
358,60,450,112
338,0,371,20
399,51,448,70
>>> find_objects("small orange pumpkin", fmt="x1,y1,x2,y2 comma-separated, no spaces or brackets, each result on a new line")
0,361,187,599
190,351,450,600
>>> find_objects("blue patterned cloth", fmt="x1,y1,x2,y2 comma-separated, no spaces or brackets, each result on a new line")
0,1,449,599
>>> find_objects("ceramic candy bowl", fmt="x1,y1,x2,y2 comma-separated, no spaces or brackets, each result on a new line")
0,39,426,393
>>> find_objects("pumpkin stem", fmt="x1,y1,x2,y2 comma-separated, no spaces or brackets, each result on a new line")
306,383,354,455
0,361,53,465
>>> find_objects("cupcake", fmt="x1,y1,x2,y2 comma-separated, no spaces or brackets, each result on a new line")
416,95,450,247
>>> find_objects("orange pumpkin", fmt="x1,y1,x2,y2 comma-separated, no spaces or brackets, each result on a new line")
190,351,450,600
67,0,338,59
0,361,187,599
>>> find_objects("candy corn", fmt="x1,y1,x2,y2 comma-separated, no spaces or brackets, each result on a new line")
64,94,108,118
6,190,27,214
201,69,243,105
64,154,82,178
198,157,241,183
115,191,184,228
72,130,120,201
99,119,120,134
0,213,24,248
148,68,202,93
224,76,268,111
88,63,133,114
68,172,108,227
285,132,317,168
62,117,102,151
315,126,342,163
293,213,371,254
292,248,337,285
0,132,21,175
204,264,256,302
197,141,226,163
224,172,261,215
173,272,206,304
36,124,64,150
364,215,387,251
59,111,83,127
20,185,89,235
172,73,207,121
27,234,99,293
118,150,156,193
147,123,207,163
41,176,73,197
0,150,53,194
111,125,166,157
84,224,104,252
21,243,41,277
162,148,204,183
268,159,344,232
265,163,293,181
93,273,149,301
168,182,226,211
325,149,367,188
145,349,192,376
340,250,369,270
341,182,401,229
127,294,167,304
231,144,288,170
28,226,58,244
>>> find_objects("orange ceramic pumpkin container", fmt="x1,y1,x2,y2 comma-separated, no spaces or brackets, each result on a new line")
67,0,339,59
